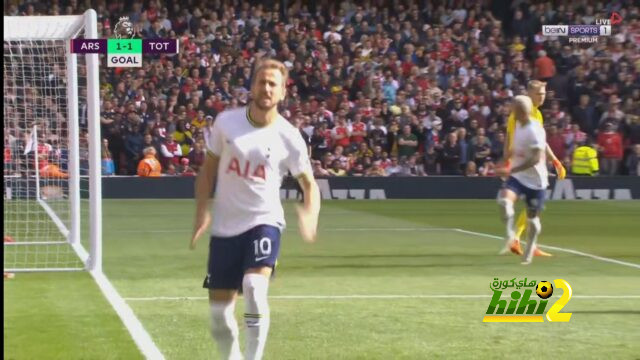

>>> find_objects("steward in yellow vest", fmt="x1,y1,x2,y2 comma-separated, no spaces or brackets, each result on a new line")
571,143,599,176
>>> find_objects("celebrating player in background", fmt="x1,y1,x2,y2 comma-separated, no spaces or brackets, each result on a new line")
497,96,549,265
501,80,564,257
190,59,321,360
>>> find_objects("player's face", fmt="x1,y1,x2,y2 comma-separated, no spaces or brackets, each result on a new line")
252,68,285,111
528,86,546,107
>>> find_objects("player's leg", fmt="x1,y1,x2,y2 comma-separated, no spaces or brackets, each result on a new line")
209,289,242,360
242,225,281,360
205,236,244,360
521,190,545,265
532,222,553,257
497,178,522,255
243,267,273,360
515,209,551,256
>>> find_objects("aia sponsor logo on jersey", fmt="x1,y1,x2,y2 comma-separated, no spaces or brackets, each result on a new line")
226,157,266,181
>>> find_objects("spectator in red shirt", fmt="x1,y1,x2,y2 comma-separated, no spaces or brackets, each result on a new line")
160,133,182,169
332,117,351,149
188,140,206,173
439,34,455,59
546,125,566,164
350,114,367,147
180,158,196,177
4,144,12,175
534,50,556,81
597,122,624,176
358,98,374,118
313,122,330,148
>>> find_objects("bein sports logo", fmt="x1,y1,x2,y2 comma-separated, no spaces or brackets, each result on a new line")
542,12,622,43
483,278,573,323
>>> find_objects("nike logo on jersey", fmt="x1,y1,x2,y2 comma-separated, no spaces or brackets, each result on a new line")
255,255,270,262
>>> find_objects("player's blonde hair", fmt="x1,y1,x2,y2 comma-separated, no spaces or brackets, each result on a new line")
513,95,533,116
527,80,546,91
253,59,289,87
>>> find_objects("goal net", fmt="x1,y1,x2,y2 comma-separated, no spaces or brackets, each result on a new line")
4,11,102,272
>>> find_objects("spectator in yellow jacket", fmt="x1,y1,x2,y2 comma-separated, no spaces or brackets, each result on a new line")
571,140,599,176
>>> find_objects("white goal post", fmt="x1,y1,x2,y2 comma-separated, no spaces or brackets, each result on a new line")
4,10,102,272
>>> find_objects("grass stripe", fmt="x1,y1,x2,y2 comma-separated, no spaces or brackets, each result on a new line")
110,226,640,270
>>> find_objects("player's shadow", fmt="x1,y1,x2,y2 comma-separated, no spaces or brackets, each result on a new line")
571,310,640,315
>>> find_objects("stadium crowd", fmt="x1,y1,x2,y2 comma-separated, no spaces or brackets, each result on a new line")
4,0,640,177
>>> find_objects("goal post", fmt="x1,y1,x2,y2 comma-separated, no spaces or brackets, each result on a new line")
3,9,101,273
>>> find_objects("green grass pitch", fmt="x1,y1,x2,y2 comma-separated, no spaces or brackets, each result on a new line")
4,200,640,359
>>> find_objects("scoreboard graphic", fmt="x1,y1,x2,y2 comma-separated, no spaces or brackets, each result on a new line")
70,38,178,67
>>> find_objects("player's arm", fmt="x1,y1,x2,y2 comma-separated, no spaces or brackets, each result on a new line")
510,148,543,174
502,136,511,161
295,171,320,243
545,143,566,179
503,113,514,164
190,151,219,249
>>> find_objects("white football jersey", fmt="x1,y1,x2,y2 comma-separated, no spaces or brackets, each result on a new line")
511,119,548,190
205,106,311,237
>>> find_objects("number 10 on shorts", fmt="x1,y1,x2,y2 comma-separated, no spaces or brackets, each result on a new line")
253,237,272,261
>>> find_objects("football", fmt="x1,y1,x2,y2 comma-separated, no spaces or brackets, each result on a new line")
536,281,554,299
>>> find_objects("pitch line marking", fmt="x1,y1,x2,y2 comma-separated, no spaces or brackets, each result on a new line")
92,271,165,359
454,229,640,270
123,295,640,301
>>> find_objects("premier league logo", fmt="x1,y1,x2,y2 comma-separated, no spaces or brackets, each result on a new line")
114,16,134,39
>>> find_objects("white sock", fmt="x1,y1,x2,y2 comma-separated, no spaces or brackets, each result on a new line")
210,302,242,360
498,197,515,240
523,217,542,263
243,274,270,360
